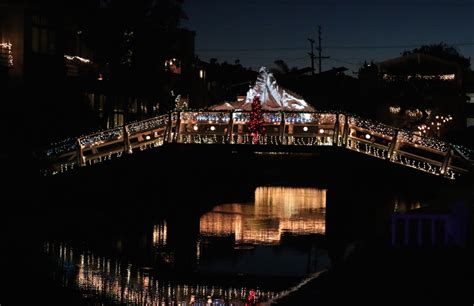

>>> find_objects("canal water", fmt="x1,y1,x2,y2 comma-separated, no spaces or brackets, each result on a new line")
6,184,428,305
41,187,330,305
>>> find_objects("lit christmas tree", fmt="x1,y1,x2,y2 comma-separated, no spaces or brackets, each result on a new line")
248,95,266,144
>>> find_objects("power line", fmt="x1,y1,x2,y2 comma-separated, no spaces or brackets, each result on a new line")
196,42,474,52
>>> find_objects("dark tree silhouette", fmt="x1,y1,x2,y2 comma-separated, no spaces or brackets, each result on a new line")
402,42,471,70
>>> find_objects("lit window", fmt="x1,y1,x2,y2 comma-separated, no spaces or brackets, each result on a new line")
165,58,181,74
199,69,206,79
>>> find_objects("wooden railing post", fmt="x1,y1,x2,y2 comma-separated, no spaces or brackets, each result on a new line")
76,138,85,167
173,111,182,143
123,125,132,154
280,112,286,145
440,145,453,175
227,111,234,144
388,130,399,160
165,112,173,143
341,115,350,147
333,113,340,146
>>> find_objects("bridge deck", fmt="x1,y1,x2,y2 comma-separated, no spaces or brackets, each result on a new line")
39,111,473,180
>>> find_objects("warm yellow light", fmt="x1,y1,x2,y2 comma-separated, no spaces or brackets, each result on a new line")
365,134,371,140
193,125,199,131
199,187,326,245
389,106,401,114
64,55,91,64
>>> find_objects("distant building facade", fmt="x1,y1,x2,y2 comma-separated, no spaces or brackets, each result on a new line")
364,53,468,138
0,1,201,145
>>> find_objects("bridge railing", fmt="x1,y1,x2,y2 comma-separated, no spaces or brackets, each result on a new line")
41,110,473,179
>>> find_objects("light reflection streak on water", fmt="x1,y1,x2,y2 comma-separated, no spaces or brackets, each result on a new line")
199,187,326,245
393,199,424,213
44,242,278,305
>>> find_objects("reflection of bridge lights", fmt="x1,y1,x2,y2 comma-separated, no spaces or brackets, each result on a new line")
193,125,199,131
303,126,308,132
210,126,216,131
318,128,324,134
365,134,371,140
200,187,326,245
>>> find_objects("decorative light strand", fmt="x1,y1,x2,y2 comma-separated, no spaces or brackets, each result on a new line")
0,42,13,67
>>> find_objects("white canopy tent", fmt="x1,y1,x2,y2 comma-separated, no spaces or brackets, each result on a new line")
209,67,315,112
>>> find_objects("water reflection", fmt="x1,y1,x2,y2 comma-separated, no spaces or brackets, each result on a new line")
45,242,279,305
45,186,329,305
393,198,424,213
200,187,326,245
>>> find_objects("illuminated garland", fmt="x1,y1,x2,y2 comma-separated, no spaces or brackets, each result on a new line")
233,112,252,123
349,115,397,137
127,115,168,134
453,145,474,161
181,112,230,123
399,131,449,152
0,42,13,67
79,128,123,147
263,112,282,123
42,110,472,179
45,138,78,157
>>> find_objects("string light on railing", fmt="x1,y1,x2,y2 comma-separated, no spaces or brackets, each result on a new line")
43,110,469,180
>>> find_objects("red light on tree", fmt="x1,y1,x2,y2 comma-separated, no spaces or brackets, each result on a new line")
246,289,257,305
248,96,266,144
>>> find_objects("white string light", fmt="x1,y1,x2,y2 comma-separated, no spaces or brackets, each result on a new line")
64,55,92,64
0,42,13,67
43,110,472,179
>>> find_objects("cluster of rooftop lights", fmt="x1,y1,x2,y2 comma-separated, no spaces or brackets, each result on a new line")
416,114,453,135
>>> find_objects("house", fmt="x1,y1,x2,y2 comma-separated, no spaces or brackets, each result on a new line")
0,1,199,145
373,54,466,137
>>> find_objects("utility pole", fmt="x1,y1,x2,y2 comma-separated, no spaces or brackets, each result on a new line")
316,25,330,74
308,38,316,75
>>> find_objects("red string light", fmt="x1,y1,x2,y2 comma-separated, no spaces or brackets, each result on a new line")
248,96,266,144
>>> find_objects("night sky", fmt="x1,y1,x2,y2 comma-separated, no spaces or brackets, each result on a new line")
183,0,474,74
